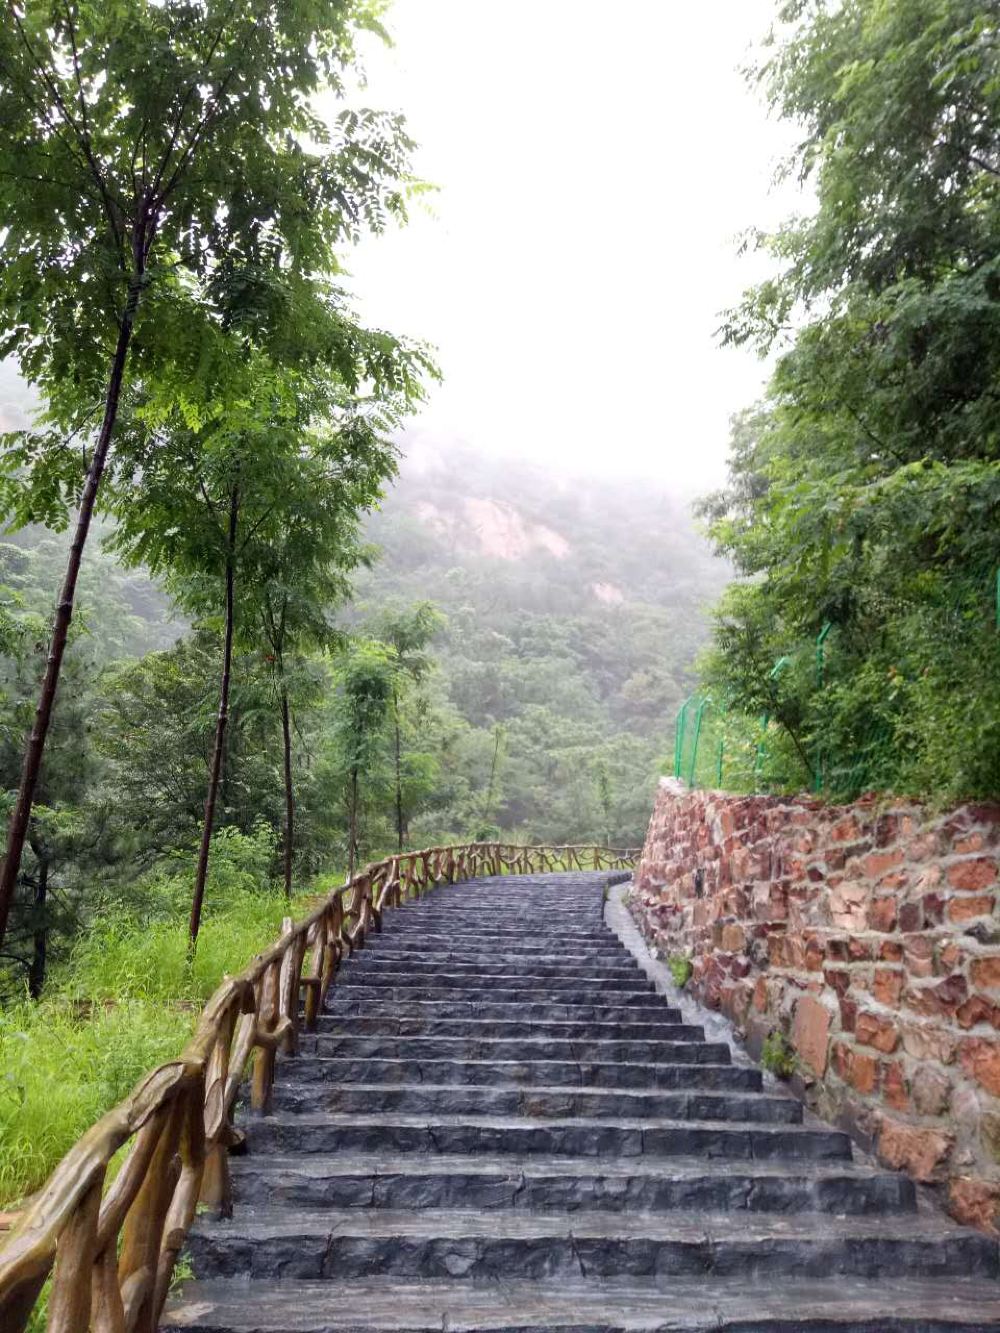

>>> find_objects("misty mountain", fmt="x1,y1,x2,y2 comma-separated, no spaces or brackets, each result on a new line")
349,443,729,844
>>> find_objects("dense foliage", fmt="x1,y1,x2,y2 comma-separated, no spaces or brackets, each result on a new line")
700,0,1000,800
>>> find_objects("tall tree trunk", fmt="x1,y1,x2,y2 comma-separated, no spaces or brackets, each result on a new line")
348,766,359,879
189,486,239,948
0,274,142,950
27,852,48,1001
393,687,404,852
280,679,294,898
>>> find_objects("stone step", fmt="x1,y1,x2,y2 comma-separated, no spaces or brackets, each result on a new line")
345,957,645,981
266,1082,802,1124
277,1056,758,1091
373,932,626,955
323,984,667,1008
380,922,612,941
304,1035,733,1064
364,941,629,963
160,1274,1000,1332
336,968,654,993
184,1207,997,1282
319,1000,683,1026
246,1112,852,1160
230,1151,915,1215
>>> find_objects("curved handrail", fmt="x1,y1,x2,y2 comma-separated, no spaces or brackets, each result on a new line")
0,840,637,1333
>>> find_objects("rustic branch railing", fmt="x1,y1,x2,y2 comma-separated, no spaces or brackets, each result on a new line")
0,841,637,1333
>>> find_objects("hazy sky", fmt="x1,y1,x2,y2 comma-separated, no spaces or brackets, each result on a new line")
345,0,804,492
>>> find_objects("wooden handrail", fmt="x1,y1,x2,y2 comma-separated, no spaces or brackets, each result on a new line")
0,841,638,1332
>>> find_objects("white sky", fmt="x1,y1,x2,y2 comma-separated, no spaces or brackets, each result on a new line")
345,0,804,493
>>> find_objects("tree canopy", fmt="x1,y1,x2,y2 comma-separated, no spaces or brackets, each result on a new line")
699,0,1000,800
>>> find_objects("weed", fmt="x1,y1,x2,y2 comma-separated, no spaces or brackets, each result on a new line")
668,955,693,988
760,1030,797,1079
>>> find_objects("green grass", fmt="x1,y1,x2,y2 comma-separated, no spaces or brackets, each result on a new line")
0,862,329,1207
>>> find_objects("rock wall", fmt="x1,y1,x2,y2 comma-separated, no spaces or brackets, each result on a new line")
629,778,1000,1230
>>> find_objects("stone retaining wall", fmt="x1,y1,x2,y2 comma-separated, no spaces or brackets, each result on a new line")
629,778,1000,1230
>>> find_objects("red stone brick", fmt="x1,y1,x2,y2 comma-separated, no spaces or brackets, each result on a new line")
897,902,922,932
791,995,831,1076
923,892,946,924
948,1178,1000,1234
848,936,872,962
869,897,897,933
954,833,986,855
882,1061,909,1111
957,995,994,1030
720,922,745,953
947,894,995,923
829,816,860,844
946,858,998,892
830,883,868,931
862,848,905,880
911,1065,951,1116
971,956,1000,992
855,1011,900,1054
959,1038,1000,1097
904,937,935,978
873,968,904,1007
879,939,904,962
839,995,858,1033
824,968,850,995
833,1041,879,1094
877,1118,953,1182
901,1022,956,1065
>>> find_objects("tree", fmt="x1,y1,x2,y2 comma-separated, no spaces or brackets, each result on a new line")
0,0,419,949
332,640,394,876
701,0,1000,798
245,438,398,895
109,351,406,943
375,602,444,850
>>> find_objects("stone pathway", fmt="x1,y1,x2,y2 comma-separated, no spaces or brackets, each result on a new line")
164,872,1000,1331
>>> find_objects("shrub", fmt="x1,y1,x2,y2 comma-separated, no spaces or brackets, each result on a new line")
760,1030,797,1079
668,955,693,988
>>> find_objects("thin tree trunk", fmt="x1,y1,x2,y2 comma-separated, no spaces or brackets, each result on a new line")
0,279,141,950
189,485,239,948
483,725,502,825
280,680,294,898
28,853,48,1001
393,687,404,852
348,766,359,879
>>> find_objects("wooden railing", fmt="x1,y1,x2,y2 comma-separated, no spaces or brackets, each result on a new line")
0,841,637,1333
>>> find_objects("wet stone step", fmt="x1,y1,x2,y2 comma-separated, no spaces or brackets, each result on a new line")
277,1056,758,1092
371,935,628,956
161,1274,1000,1333
185,1207,997,1282
336,969,654,993
324,985,667,1008
229,1152,916,1215
246,1113,853,1161
305,1036,734,1064
365,941,630,961
344,958,646,981
166,870,1000,1333
318,1000,684,1026
379,922,614,940
266,1083,802,1124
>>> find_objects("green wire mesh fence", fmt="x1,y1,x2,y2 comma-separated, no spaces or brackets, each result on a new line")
674,567,1000,798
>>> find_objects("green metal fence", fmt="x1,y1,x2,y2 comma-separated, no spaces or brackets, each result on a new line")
675,569,1000,798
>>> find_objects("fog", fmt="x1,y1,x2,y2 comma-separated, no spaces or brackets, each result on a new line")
346,0,804,493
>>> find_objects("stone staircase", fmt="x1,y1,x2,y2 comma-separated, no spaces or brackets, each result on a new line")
164,872,1000,1332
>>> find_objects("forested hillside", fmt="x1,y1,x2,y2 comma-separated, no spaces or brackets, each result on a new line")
352,443,727,845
